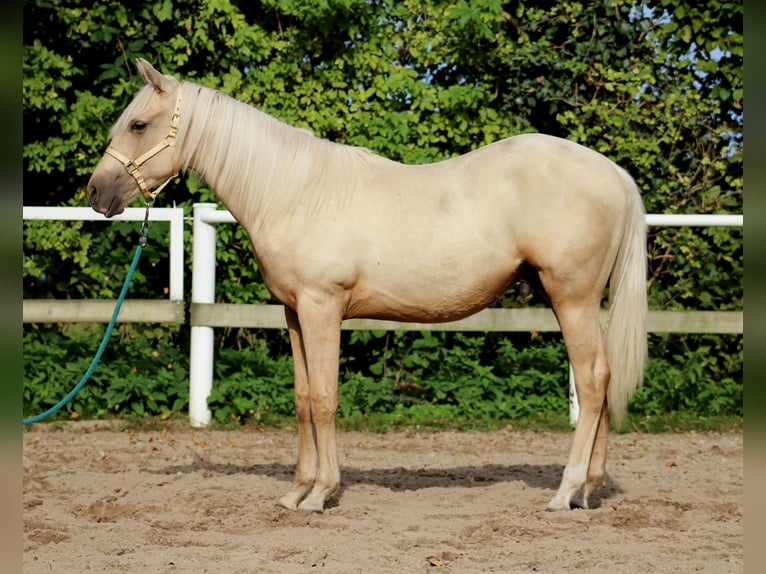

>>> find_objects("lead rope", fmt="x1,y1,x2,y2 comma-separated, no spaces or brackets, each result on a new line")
23,206,151,425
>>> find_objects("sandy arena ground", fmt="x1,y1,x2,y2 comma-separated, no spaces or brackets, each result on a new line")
23,424,742,573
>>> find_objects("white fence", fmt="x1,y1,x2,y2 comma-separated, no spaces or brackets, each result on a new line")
22,206,186,323
23,205,743,427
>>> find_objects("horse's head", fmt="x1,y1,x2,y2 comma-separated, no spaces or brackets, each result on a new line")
87,59,182,217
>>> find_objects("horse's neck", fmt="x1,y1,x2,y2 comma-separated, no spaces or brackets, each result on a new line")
180,88,332,227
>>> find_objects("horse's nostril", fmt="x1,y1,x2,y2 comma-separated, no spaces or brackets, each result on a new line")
88,185,98,205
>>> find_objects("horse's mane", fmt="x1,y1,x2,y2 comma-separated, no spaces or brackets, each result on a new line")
173,82,387,224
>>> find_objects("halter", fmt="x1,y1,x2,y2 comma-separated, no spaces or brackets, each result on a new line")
105,83,183,204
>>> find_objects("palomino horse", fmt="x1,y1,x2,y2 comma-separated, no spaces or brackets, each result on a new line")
88,59,647,513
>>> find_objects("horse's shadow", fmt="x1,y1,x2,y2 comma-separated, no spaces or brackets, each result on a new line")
150,457,623,509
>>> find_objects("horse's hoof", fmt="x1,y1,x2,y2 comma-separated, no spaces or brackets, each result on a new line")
545,505,571,512
297,498,325,513
545,498,572,512
570,497,589,510
277,497,299,511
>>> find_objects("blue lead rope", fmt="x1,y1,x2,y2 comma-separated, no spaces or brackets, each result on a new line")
23,212,149,425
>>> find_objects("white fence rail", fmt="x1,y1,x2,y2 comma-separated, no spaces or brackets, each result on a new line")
23,205,743,428
22,206,186,323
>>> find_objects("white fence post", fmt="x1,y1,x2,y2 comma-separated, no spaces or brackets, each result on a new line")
189,203,218,428
568,364,579,425
167,208,185,302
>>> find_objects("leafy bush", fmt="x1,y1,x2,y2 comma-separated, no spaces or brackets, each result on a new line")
23,323,189,420
23,320,742,427
631,334,743,417
206,345,294,423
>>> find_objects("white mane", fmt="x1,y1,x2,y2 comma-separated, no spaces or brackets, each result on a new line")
175,83,387,224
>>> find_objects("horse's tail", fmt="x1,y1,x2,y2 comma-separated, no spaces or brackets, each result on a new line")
605,168,647,427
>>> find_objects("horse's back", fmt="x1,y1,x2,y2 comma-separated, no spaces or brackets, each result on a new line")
421,132,635,248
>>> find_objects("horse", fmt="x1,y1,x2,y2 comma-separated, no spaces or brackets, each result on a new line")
88,59,647,513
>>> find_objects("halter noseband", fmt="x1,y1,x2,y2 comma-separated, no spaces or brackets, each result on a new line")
105,83,183,204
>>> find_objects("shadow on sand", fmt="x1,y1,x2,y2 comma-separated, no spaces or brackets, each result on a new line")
150,457,623,509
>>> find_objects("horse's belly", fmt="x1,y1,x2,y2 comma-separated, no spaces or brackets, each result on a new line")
346,260,519,323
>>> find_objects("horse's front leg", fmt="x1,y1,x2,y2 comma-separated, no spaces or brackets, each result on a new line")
278,306,318,510
282,300,343,512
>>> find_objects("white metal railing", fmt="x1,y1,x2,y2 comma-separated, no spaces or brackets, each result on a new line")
22,207,185,322
188,203,743,427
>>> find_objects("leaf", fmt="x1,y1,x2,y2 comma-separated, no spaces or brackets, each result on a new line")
154,0,173,22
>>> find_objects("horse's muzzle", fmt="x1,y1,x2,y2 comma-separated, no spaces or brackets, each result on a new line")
104,195,124,217
88,184,124,218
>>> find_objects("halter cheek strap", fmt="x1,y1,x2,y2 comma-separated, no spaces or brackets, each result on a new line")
105,83,183,204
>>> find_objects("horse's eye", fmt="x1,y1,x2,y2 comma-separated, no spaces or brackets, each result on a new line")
131,121,147,132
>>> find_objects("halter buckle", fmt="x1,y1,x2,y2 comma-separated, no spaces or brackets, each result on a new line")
125,160,140,176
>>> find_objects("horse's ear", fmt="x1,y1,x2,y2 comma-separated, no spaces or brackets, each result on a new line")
135,58,174,93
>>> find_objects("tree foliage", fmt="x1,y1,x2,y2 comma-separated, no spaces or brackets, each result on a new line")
23,0,742,422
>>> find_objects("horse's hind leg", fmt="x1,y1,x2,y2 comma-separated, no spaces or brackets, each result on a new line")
582,401,610,507
546,297,610,511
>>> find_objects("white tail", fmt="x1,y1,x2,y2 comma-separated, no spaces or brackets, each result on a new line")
605,170,647,426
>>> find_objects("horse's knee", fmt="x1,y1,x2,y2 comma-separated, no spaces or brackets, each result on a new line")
294,394,311,421
309,391,338,424
575,355,611,408
594,355,611,389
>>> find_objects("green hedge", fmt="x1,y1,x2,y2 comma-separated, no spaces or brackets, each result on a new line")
23,324,742,425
